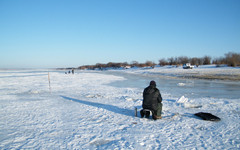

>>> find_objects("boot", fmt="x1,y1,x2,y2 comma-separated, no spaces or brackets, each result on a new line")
153,115,162,120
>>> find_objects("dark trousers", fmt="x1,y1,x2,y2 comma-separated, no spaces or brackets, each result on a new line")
154,103,162,117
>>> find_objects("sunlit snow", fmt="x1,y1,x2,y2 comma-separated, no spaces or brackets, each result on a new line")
0,67,239,149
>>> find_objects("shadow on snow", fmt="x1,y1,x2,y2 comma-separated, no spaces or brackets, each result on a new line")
60,96,134,117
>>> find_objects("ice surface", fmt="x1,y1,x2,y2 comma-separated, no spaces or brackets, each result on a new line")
0,69,240,149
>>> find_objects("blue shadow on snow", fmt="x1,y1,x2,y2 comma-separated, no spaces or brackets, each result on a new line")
60,96,134,117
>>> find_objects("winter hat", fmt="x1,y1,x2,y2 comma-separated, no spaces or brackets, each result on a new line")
150,80,156,86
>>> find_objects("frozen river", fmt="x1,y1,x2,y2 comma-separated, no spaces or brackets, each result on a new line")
102,71,240,100
1,69,239,100
0,69,239,149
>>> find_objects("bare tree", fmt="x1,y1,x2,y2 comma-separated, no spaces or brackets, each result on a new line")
167,57,175,65
130,61,139,67
159,58,168,66
178,56,189,65
225,52,240,67
145,61,156,67
190,57,199,65
202,56,212,65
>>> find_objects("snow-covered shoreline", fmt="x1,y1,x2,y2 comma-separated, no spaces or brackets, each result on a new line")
112,65,240,81
0,69,240,149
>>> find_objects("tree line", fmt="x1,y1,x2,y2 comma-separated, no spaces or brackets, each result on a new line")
78,52,240,70
78,61,157,70
159,52,240,67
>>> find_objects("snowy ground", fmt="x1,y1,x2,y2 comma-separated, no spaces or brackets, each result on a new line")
0,68,240,149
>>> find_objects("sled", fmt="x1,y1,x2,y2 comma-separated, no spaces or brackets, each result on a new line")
194,112,221,121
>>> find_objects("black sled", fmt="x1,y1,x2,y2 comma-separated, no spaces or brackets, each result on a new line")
194,112,221,121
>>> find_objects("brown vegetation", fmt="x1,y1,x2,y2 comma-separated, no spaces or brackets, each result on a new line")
159,56,212,66
213,52,240,67
78,61,156,70
77,52,240,70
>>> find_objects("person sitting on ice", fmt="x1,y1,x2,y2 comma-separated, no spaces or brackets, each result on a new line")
140,80,163,120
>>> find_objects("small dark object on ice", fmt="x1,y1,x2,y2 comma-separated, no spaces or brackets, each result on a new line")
194,112,221,121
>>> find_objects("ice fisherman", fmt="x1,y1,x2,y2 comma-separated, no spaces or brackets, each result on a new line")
141,80,163,120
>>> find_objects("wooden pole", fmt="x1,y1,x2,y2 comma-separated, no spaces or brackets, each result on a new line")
48,72,51,93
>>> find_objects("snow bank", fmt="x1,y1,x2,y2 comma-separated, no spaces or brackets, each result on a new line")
0,70,239,149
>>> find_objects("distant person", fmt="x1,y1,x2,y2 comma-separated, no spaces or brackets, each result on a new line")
141,80,163,120
72,69,74,74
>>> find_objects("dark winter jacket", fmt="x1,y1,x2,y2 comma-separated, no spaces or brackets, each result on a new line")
142,85,162,111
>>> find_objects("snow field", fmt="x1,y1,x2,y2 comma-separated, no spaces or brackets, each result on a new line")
0,70,239,149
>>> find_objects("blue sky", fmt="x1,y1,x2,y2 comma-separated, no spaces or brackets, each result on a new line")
0,0,239,68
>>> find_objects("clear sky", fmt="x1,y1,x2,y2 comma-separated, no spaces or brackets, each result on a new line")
0,0,239,68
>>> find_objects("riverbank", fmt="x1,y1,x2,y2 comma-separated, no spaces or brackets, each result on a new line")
120,65,240,81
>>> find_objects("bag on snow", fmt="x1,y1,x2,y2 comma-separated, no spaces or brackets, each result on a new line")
194,112,221,121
